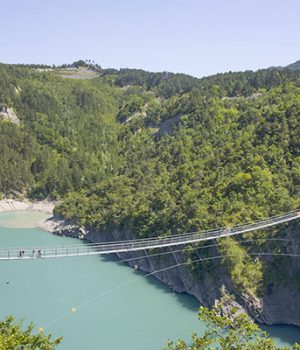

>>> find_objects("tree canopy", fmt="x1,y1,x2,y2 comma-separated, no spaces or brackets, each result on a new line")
164,300,300,350
1,62,300,298
0,316,61,350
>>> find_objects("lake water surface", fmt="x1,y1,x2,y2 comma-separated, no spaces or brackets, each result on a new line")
0,211,299,349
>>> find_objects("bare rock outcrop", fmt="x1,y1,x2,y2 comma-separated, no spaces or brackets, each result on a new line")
0,104,20,124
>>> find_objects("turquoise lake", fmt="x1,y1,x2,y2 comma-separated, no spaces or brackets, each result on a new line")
0,211,299,349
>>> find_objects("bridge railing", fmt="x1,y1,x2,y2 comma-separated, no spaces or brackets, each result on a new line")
0,209,299,260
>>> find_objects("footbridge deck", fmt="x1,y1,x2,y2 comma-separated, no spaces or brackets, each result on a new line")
1,210,299,260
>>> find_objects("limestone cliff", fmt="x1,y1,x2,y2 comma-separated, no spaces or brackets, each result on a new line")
39,216,300,327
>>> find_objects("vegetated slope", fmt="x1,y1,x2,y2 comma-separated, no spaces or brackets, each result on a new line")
1,62,300,307
268,59,300,71
286,60,300,70
60,82,300,236
0,64,121,198
57,66,300,298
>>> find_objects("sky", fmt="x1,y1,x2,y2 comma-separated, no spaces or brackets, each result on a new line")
0,0,299,77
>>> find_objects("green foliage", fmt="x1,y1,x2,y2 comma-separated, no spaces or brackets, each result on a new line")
164,302,300,350
219,238,263,295
0,65,121,198
0,316,61,349
110,68,199,98
106,66,300,99
59,81,300,235
0,122,35,193
1,62,300,296
57,78,300,294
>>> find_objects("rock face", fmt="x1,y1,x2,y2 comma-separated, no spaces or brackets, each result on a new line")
156,115,181,137
58,67,100,80
0,104,20,124
42,216,300,327
253,223,300,326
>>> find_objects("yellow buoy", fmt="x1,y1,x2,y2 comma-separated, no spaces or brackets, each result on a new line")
71,307,77,313
38,327,44,333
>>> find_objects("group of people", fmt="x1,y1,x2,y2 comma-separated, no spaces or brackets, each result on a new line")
18,249,42,258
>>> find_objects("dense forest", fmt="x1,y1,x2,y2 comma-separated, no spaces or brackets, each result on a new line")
0,62,300,297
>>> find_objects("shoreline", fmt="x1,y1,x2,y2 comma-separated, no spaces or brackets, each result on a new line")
0,199,55,215
2,201,300,328
37,215,300,328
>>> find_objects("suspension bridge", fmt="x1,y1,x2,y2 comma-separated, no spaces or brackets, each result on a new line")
1,209,299,261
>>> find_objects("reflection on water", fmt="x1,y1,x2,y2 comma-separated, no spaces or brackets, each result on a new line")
262,324,300,346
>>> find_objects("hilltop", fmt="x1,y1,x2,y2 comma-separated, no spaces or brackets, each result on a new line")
268,59,300,71
286,60,300,70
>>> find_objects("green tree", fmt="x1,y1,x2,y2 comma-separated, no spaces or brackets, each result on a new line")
0,316,62,349
164,302,300,350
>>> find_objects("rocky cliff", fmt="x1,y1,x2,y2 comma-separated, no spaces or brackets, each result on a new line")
39,216,300,327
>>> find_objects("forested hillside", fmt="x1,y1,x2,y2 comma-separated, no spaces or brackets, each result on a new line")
0,64,120,198
1,62,300,297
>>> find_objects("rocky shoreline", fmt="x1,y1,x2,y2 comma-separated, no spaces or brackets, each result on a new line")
37,214,300,327
2,201,300,327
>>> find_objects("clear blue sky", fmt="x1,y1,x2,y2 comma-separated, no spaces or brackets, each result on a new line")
1,0,299,77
